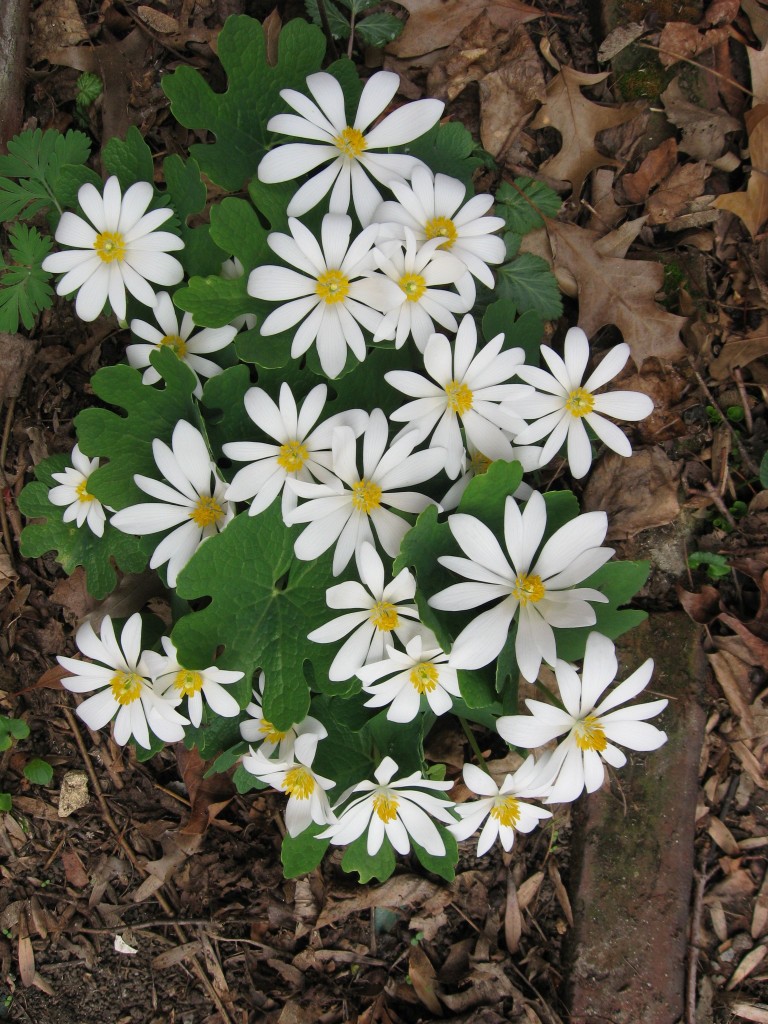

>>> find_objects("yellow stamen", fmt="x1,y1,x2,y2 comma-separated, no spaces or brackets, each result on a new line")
333,126,367,158
565,387,595,417
283,765,316,800
512,572,545,606
315,268,350,305
490,795,521,828
399,272,427,302
110,670,143,706
574,714,607,752
259,718,287,745
94,230,126,264
373,792,399,822
370,601,399,632
277,440,309,473
189,495,224,529
445,380,473,416
351,478,382,514
159,334,187,358
469,451,492,476
173,669,204,697
76,479,95,504
409,662,438,694
425,216,458,250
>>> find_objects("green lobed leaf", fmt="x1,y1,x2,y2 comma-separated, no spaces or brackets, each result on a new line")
355,12,405,47
23,759,54,786
496,253,563,320
0,716,30,741
163,155,225,279
163,16,328,191
405,122,482,189
282,825,330,878
482,300,544,367
0,223,53,332
342,832,396,882
366,712,426,777
174,275,260,331
411,825,457,882
456,460,524,537
304,0,351,38
495,177,562,236
233,762,267,794
102,127,155,190
170,503,340,731
18,455,148,600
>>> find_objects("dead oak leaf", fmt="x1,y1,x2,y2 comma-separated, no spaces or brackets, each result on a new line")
646,161,710,225
714,104,768,236
530,67,643,196
389,0,540,60
541,219,687,363
658,21,730,69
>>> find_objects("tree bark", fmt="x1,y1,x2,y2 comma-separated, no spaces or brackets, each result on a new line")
0,0,30,149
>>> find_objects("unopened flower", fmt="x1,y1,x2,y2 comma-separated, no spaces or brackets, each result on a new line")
308,541,420,681
42,176,184,322
220,257,257,331
258,70,443,225
498,632,667,804
286,409,445,576
111,421,234,587
242,732,335,837
449,758,552,856
127,292,236,398
223,382,367,519
429,491,612,681
319,756,455,856
57,613,188,748
514,327,654,478
358,633,460,723
144,637,242,728
48,444,107,537
248,214,403,378
240,672,328,759
385,316,530,479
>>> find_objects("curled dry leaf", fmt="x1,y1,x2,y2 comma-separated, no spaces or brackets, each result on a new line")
661,78,740,162
597,23,645,63
622,138,679,204
646,162,711,225
658,21,730,69
387,0,541,61
408,945,443,1015
709,321,768,380
504,876,522,954
714,105,768,236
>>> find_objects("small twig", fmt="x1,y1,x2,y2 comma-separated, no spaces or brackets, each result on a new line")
314,0,339,60
733,367,753,435
638,41,755,99
0,397,17,570
691,366,760,478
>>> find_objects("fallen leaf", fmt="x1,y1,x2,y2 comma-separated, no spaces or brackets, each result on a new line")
743,0,768,45
530,67,642,196
61,848,89,888
710,322,768,379
18,910,35,987
597,23,645,63
0,333,38,402
114,934,139,955
387,0,541,60
661,78,741,161
175,744,234,835
583,449,681,538
748,43,768,105
714,104,768,236
504,877,522,953
29,0,88,62
726,944,768,989
623,138,678,204
409,945,443,1015
593,215,648,258
658,21,730,68
136,5,178,33
646,161,710,225
728,1001,768,1023
316,874,443,928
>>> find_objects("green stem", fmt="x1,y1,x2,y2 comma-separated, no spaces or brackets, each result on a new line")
459,717,488,773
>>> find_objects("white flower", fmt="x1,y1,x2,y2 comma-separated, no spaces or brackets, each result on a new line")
223,382,367,519
286,408,445,577
497,632,667,804
41,176,184,322
111,421,234,587
143,637,243,729
220,257,257,331
358,633,460,723
240,672,328,758
385,315,531,479
514,327,655,479
318,756,455,856
242,732,335,837
429,491,613,681
375,165,507,302
258,70,443,225
449,758,552,856
248,214,403,379
127,292,236,398
372,230,471,351
48,444,107,537
307,541,421,681
441,442,540,511
57,613,188,748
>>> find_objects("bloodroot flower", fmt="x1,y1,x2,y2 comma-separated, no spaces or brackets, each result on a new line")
144,637,243,729
48,444,107,538
42,176,184,322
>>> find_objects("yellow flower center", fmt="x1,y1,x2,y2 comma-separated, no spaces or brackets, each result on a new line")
189,495,224,529
399,272,427,302
110,670,143,706
512,572,545,606
574,714,607,752
409,661,438,694
425,216,458,250
469,451,492,476
490,795,521,828
94,230,126,263
373,792,399,822
159,334,188,358
445,380,473,416
565,387,595,418
277,440,309,473
351,478,382,514
333,126,367,158
75,479,95,504
370,601,400,632
315,268,350,305
283,765,316,800
259,718,287,745
173,669,204,697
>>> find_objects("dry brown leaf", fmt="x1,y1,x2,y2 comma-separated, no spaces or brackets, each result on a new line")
729,1002,768,1023
708,651,756,729
316,874,442,928
547,859,574,928
658,21,730,68
504,877,522,953
708,816,742,855
136,5,178,33
152,940,204,971
710,324,768,379
387,0,541,60
582,448,681,539
593,216,648,259
714,105,768,236
661,78,741,162
538,219,687,363
752,871,768,939
409,945,443,1015
29,0,88,62
439,962,518,1012
587,169,624,230
597,23,645,63
18,910,35,987
726,943,768,989
748,44,768,105
530,67,642,196
175,744,234,835
61,848,89,888
646,161,710,225
517,870,544,910
623,138,678,204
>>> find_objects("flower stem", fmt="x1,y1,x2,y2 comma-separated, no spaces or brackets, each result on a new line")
459,717,488,773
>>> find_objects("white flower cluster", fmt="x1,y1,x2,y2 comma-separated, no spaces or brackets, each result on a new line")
49,67,665,865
